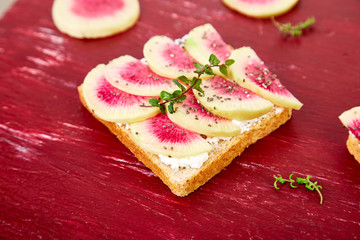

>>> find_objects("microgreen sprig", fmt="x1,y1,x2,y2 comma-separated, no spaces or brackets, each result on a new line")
147,54,235,114
273,173,323,204
296,175,323,205
271,17,315,37
273,173,297,189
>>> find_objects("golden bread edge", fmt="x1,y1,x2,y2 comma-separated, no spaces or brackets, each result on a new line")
78,85,292,196
347,134,360,163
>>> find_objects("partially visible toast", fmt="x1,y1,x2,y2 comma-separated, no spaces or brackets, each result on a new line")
78,85,292,196
346,134,360,163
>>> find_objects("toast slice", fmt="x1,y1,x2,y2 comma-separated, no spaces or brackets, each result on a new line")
346,134,360,163
339,106,360,164
78,85,292,196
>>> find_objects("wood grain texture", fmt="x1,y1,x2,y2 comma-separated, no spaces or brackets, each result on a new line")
0,0,359,239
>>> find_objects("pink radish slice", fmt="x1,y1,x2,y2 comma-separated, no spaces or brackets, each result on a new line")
245,59,293,97
185,23,232,65
71,0,124,18
167,92,241,137
104,55,178,96
222,0,299,18
82,64,159,123
52,0,140,39
194,76,274,120
130,114,212,158
143,35,200,79
339,107,360,141
229,47,303,110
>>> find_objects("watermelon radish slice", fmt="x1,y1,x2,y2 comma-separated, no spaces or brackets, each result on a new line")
82,64,160,123
104,55,178,96
52,0,140,38
229,47,303,110
222,0,298,18
143,35,200,79
339,107,360,141
193,76,274,121
184,24,232,66
167,92,241,137
130,114,212,158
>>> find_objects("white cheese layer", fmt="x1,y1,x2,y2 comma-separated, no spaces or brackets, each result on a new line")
174,34,188,48
232,107,284,133
158,152,209,170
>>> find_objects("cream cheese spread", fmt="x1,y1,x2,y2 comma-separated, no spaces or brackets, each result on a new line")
158,152,209,170
174,34,188,48
140,57,148,65
232,107,284,133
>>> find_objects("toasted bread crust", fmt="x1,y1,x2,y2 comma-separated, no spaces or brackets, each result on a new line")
78,85,292,196
347,134,360,163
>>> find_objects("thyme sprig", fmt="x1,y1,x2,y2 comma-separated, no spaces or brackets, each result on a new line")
148,54,235,114
274,174,323,204
271,17,315,37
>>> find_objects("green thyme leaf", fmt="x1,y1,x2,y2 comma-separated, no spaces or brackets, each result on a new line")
167,102,175,114
205,67,215,76
194,86,204,96
174,95,186,102
219,64,228,76
172,90,182,98
159,104,166,115
209,54,220,65
177,75,190,84
225,59,235,66
160,91,172,101
194,69,204,74
193,62,203,70
193,78,202,88
148,98,160,107
173,80,186,92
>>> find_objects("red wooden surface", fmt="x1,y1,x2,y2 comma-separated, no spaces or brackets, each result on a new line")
1,0,359,239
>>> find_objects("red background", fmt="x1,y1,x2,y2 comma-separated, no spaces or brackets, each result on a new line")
0,0,359,239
